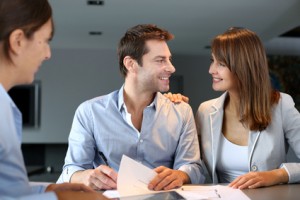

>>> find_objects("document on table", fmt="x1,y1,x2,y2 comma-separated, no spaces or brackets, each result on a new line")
103,154,160,198
103,155,250,200
117,154,159,197
177,185,250,200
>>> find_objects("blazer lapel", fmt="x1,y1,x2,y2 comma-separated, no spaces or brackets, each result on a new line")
248,130,261,171
209,92,227,183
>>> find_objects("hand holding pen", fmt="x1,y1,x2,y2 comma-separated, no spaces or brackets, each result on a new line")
93,152,118,190
71,152,118,190
99,151,110,167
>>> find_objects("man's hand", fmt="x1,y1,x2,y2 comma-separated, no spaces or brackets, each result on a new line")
148,166,190,191
164,92,189,103
229,168,289,189
71,165,118,190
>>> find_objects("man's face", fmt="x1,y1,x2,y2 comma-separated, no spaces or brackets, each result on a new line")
137,39,175,93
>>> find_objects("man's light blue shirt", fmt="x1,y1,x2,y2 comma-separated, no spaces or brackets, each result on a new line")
58,86,204,184
0,84,56,200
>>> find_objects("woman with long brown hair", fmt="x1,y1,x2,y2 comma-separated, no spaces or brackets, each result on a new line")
196,27,300,189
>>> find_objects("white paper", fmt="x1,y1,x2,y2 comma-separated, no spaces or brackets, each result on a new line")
216,185,250,200
177,185,250,200
103,155,250,200
102,190,120,198
112,154,158,197
177,185,220,199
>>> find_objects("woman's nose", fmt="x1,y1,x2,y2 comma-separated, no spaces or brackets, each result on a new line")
44,45,51,60
209,63,215,74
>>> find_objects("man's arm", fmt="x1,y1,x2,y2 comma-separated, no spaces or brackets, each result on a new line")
57,102,117,190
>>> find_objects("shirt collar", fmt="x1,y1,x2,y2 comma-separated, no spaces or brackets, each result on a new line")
0,84,14,104
0,83,6,94
117,85,158,111
117,85,125,111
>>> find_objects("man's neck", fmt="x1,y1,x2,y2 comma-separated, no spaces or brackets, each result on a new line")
123,84,155,114
123,83,156,132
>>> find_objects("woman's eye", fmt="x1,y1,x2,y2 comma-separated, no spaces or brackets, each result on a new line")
219,62,226,67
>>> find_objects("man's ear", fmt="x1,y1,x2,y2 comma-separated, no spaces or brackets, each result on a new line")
123,56,137,73
9,29,25,55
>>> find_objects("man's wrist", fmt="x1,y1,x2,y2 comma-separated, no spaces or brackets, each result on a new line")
178,170,190,184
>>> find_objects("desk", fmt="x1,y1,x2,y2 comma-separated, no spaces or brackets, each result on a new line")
103,184,300,200
242,184,300,200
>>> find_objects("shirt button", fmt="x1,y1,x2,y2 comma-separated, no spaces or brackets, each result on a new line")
251,165,258,171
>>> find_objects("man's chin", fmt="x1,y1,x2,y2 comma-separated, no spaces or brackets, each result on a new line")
159,88,170,93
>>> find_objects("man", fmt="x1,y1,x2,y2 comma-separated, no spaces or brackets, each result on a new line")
57,24,203,190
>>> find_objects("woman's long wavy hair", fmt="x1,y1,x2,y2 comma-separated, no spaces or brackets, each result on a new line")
211,27,280,131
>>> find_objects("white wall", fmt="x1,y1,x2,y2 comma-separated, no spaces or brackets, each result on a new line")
23,48,123,143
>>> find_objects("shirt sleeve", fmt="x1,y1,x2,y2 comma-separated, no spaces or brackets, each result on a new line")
174,104,205,184
57,102,96,183
27,182,57,200
14,192,57,200
282,163,300,183
29,182,51,193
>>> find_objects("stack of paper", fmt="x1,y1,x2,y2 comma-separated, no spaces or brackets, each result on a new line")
103,155,250,200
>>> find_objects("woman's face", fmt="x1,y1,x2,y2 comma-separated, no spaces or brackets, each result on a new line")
209,53,238,92
17,18,53,84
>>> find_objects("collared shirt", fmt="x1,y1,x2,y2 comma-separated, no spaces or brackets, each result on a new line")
58,86,203,184
0,84,56,200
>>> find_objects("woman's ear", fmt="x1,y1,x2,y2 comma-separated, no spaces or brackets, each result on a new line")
123,56,137,74
9,29,25,55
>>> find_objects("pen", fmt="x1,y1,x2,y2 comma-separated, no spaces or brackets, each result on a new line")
99,151,110,167
181,187,221,198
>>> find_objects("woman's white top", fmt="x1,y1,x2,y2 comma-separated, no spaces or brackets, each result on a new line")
216,133,248,183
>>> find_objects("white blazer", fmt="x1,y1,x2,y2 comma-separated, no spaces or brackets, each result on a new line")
195,92,300,183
